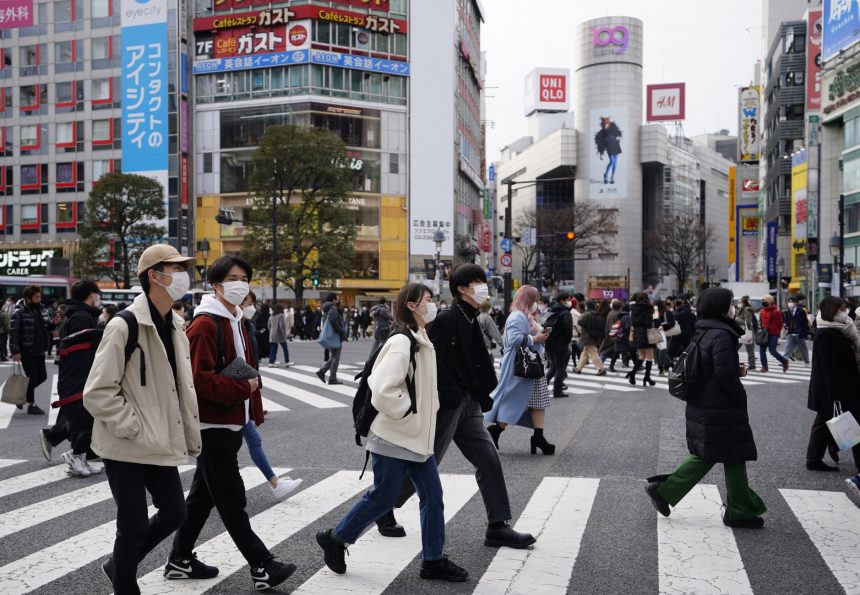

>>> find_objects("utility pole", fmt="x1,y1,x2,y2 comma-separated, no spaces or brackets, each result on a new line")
271,194,278,305
504,180,513,314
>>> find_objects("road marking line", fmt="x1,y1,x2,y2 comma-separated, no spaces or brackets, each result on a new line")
474,477,599,595
260,396,289,412
0,467,271,595
0,465,195,540
292,474,478,594
258,375,347,409
0,402,16,429
293,365,359,386
262,367,356,398
657,484,753,594
48,375,59,426
565,379,642,393
136,469,373,594
737,374,797,385
781,488,860,594
0,464,76,499
0,459,24,470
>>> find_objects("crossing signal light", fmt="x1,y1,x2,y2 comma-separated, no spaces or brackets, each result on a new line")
564,231,575,240
312,274,320,287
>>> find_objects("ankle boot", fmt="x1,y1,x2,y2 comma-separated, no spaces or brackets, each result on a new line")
530,428,555,455
375,510,406,537
487,424,504,449
627,360,641,385
643,361,656,386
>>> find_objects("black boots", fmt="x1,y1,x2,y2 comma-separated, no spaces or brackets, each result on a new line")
419,556,469,582
484,521,537,548
643,361,656,386
376,510,406,537
487,424,504,450
626,360,642,385
530,428,555,455
644,474,671,517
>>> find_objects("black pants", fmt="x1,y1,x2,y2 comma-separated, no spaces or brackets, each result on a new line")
0,333,7,358
807,412,860,473
395,395,512,523
45,401,93,454
546,348,569,396
20,354,47,405
103,459,186,595
172,428,271,567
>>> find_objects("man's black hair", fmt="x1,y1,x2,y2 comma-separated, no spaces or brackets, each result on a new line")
138,263,164,295
697,287,734,320
449,263,486,299
556,292,571,302
325,292,338,302
71,280,100,303
208,255,253,285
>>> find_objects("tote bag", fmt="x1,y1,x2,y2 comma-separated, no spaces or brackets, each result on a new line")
827,402,860,450
318,320,341,350
663,313,681,338
0,363,29,405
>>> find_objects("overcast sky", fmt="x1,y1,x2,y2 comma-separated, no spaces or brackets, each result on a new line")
481,0,764,159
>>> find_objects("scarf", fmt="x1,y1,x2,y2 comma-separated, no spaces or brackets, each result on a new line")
816,313,860,362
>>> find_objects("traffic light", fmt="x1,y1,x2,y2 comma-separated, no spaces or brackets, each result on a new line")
564,231,575,240
312,270,320,287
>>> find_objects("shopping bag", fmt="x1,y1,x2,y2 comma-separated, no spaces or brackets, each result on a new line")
317,321,341,350
739,324,753,345
827,402,860,451
0,363,29,406
656,330,668,351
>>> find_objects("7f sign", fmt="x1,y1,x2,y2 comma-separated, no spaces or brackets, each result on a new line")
646,83,685,121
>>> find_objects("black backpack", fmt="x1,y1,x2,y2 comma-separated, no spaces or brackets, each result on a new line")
667,329,709,401
54,310,144,408
582,312,605,340
352,329,418,476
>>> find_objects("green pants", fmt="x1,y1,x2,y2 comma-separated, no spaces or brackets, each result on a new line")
656,455,767,521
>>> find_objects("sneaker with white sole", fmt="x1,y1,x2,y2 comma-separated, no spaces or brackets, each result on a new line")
62,451,91,477
283,361,294,368
38,430,53,462
250,557,296,591
270,477,302,499
163,552,219,579
267,362,279,368
84,460,103,475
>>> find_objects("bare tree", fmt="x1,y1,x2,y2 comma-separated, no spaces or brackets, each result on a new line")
651,212,715,294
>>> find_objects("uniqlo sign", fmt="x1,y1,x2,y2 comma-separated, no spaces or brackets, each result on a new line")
539,75,566,103
524,67,570,115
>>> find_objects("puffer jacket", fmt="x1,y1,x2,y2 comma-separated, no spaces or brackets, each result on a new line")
9,300,52,356
84,293,202,466
630,302,657,350
760,304,783,337
685,317,757,463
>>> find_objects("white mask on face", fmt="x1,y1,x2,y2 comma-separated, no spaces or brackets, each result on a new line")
217,280,250,306
155,270,191,301
836,310,850,322
420,302,438,324
728,305,736,319
470,283,490,304
242,304,256,320
531,302,539,313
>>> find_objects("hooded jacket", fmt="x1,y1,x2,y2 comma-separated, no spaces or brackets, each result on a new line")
760,303,783,337
60,300,102,338
322,301,347,341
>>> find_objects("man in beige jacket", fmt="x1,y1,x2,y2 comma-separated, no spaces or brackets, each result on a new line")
84,245,203,595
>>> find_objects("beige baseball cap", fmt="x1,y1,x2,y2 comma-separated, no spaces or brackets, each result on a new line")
137,244,195,273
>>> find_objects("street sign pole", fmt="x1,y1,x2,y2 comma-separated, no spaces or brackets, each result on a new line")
504,181,513,313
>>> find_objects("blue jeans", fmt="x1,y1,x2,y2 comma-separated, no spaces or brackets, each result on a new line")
241,420,275,481
759,334,787,370
268,342,289,364
334,453,445,561
604,153,619,181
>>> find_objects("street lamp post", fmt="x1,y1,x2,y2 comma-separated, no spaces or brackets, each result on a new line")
198,238,210,290
432,227,445,302
830,233,843,298
777,257,785,311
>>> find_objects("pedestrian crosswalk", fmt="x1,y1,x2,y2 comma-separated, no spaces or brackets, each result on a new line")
0,459,856,594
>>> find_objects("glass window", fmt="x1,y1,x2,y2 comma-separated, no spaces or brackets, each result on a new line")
20,85,39,108
392,34,407,56
92,159,111,180
56,202,75,225
334,24,350,48
93,78,111,100
55,41,74,63
55,1,73,22
93,119,111,142
92,37,110,59
845,157,860,194
56,122,73,144
20,124,38,146
21,204,38,225
315,21,331,44
92,0,109,18
20,45,38,66
20,165,37,186
56,81,73,104
56,162,75,185
846,117,860,150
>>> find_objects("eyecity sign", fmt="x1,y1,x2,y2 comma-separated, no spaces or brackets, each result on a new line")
592,25,629,54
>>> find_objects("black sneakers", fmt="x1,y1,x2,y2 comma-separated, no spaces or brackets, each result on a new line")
316,528,347,574
419,556,469,582
484,522,536,549
376,510,406,537
645,479,671,518
722,515,764,529
101,557,113,582
250,557,296,591
163,552,219,579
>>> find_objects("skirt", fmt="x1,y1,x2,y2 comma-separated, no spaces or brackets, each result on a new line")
528,375,551,409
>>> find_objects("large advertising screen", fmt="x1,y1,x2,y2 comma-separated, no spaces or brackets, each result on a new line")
823,0,860,62
589,107,627,199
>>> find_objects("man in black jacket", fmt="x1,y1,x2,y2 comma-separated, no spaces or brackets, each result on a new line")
316,292,348,384
545,293,574,398
375,265,536,549
40,280,103,474
10,284,52,415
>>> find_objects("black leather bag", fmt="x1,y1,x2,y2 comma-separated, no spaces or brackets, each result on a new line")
514,337,545,379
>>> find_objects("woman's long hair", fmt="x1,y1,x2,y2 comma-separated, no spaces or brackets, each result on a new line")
510,285,539,316
392,283,433,332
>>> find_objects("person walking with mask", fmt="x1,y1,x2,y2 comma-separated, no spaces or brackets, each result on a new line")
317,293,348,385
574,300,607,375
628,292,658,386
171,255,297,591
782,296,810,365
735,296,758,371
759,294,789,373
478,300,504,357
545,293,574,396
369,298,393,356
267,304,293,367
374,264,535,550
9,285,52,415
485,285,554,454
645,288,766,529
316,283,469,582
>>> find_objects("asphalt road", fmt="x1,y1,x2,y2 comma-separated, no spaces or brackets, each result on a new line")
0,337,856,595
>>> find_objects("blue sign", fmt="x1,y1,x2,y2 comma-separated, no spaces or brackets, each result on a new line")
767,221,778,278
823,0,860,62
121,19,168,171
500,238,513,252
310,49,410,77
180,51,188,95
488,164,495,182
193,49,309,74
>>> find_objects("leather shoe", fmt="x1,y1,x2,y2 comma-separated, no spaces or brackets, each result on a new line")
484,522,536,549
644,478,671,517
375,510,406,537
316,370,326,383
722,515,764,529
328,379,344,385
554,392,569,398
806,460,839,472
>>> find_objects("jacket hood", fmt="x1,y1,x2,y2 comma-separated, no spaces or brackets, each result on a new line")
195,294,241,321
322,301,335,313
65,300,101,318
696,317,742,337
550,301,569,314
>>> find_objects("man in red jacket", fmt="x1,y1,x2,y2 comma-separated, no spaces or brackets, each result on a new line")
169,255,296,591
758,294,789,373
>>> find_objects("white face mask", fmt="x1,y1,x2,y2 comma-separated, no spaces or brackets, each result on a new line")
155,270,190,301
217,280,250,306
531,302,539,313
836,310,849,322
419,302,437,324
470,283,490,304
242,304,256,320
728,305,736,318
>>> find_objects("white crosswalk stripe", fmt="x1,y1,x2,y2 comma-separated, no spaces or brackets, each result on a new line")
0,461,855,594
47,375,59,426
258,372,347,409
262,367,356,398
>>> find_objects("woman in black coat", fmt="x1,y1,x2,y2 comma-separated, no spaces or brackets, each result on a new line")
644,288,767,529
627,292,659,386
805,296,860,472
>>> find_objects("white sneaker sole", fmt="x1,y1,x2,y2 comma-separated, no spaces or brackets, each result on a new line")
271,478,303,499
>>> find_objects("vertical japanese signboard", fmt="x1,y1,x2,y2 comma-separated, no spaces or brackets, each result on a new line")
808,10,823,110
122,0,168,239
738,86,760,163
728,166,737,268
791,150,808,277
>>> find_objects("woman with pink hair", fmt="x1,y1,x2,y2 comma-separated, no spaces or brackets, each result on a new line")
484,285,555,454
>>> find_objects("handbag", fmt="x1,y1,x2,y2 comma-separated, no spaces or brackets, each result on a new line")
318,320,342,350
739,323,754,345
754,327,769,346
827,402,860,450
663,313,681,338
656,330,668,351
514,337,545,379
646,327,662,345
0,363,29,406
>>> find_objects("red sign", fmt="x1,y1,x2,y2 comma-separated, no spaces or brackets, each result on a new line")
646,83,686,121
180,156,188,207
538,75,566,103
194,5,406,34
212,26,286,57
213,0,389,13
288,24,308,46
742,179,760,193
500,253,513,267
807,10,822,110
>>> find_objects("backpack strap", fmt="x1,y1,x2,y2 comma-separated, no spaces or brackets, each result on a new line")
116,310,145,387
192,313,226,372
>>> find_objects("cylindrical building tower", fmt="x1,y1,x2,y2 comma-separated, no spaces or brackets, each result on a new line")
574,16,644,293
